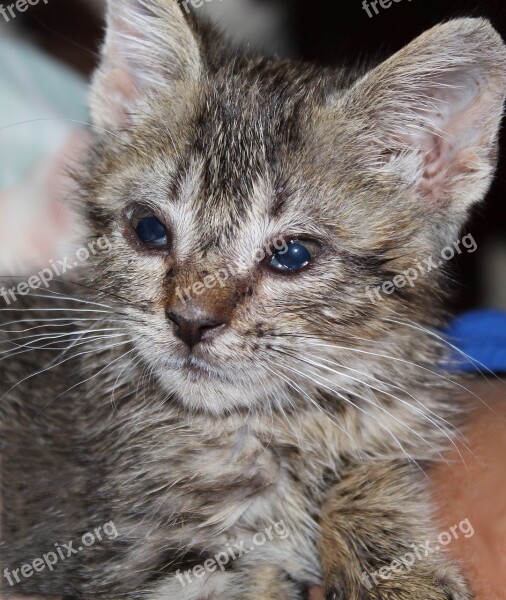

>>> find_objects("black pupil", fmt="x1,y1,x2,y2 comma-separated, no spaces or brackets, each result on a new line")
136,217,167,244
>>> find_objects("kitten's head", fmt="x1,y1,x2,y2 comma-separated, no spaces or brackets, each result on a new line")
83,0,506,414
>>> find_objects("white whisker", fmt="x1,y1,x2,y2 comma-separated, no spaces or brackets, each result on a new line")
279,360,441,470
0,341,130,404
289,351,470,468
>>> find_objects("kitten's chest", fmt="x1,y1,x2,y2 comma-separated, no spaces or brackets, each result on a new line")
133,422,325,580
110,416,328,539
142,424,322,519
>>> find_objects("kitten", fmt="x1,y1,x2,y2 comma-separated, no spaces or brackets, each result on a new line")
1,1,505,599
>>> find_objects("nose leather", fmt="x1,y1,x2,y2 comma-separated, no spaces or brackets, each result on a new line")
166,308,227,349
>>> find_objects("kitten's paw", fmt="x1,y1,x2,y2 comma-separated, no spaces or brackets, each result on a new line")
431,563,472,600
323,583,367,600
324,582,345,600
325,562,472,600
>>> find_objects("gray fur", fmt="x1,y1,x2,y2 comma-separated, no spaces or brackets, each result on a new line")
1,3,505,599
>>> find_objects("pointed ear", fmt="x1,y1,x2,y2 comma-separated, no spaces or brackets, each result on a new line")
89,0,202,130
341,18,506,219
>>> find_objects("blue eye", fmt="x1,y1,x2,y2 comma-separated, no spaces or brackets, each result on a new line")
134,216,169,247
270,240,320,272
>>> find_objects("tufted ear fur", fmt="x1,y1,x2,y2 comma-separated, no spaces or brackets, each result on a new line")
339,18,506,230
89,0,202,130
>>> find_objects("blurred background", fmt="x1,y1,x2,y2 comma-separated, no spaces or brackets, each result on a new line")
1,0,506,312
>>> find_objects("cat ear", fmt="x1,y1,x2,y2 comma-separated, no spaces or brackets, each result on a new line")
90,0,202,129
341,18,506,219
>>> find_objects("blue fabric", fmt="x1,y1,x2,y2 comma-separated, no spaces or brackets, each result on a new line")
447,310,506,373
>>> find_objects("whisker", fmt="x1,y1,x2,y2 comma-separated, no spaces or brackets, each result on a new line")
0,333,130,365
285,350,471,467
36,348,136,417
304,340,485,407
1,327,127,348
382,316,502,410
0,307,112,313
0,341,130,404
264,363,351,440
24,291,115,310
0,317,128,332
271,356,410,461
0,117,148,158
304,352,456,428
110,354,141,412
278,359,443,469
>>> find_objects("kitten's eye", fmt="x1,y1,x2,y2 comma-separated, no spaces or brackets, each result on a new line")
133,216,169,248
270,240,320,272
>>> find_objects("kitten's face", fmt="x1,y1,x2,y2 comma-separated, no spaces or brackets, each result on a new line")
85,1,506,414
88,73,381,413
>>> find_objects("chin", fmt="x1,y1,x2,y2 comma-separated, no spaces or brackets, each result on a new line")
158,367,266,415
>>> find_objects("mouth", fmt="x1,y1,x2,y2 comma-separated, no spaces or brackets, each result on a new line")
176,356,230,383
183,362,213,381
